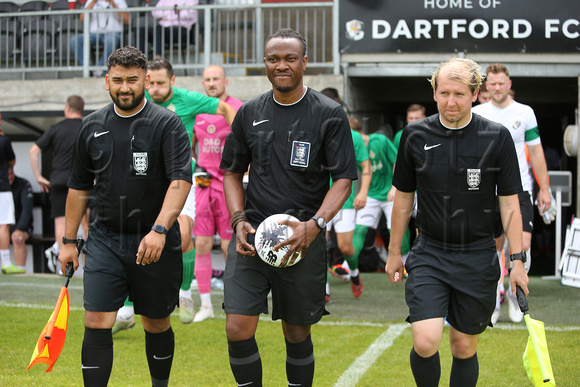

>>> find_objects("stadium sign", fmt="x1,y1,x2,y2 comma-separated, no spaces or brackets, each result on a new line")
340,0,580,53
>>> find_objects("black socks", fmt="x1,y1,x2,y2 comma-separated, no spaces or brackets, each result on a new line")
82,328,114,387
410,347,441,387
285,335,315,387
228,336,262,386
450,352,479,387
145,327,175,387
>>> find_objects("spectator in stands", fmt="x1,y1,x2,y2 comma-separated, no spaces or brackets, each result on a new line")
0,133,16,273
138,0,198,59
8,166,34,274
29,96,86,273
71,0,130,77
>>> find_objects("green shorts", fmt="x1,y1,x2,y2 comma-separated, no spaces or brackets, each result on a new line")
83,221,183,319
223,232,328,325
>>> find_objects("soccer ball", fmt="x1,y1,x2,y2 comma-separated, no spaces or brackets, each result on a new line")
255,214,302,268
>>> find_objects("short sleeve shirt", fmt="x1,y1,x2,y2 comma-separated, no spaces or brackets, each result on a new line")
35,118,82,186
367,133,398,201
472,101,540,193
145,87,220,145
393,114,522,246
220,88,358,226
193,95,243,188
340,129,369,209
68,101,192,234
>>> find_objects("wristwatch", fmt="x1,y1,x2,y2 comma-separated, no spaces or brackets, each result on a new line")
311,216,327,231
151,224,168,235
62,236,78,245
509,250,527,263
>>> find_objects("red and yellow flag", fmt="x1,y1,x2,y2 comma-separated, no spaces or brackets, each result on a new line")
27,286,70,372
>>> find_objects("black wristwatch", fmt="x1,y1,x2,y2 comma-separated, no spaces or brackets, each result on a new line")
62,236,78,245
151,224,168,235
509,250,527,263
311,216,327,231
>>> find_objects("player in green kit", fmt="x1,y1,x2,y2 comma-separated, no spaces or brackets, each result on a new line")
113,58,236,331
350,118,411,269
325,124,372,300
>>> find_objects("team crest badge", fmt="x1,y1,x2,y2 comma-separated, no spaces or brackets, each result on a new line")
207,124,216,134
346,19,364,41
167,103,176,113
133,152,148,175
290,141,310,168
467,169,481,190
512,121,522,130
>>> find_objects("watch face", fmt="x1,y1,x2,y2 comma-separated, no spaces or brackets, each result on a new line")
317,218,326,229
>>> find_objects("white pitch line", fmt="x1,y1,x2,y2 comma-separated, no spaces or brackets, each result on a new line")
333,323,408,387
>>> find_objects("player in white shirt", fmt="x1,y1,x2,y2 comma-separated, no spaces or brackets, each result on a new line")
472,63,551,323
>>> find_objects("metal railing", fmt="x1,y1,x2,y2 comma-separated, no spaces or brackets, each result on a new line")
0,1,336,79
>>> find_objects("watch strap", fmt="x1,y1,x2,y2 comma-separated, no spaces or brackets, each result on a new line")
151,224,168,235
62,236,78,245
510,250,527,263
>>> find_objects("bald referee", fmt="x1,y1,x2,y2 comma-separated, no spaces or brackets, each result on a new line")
386,57,530,386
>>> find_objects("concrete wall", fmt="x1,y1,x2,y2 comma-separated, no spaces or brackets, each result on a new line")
0,73,344,113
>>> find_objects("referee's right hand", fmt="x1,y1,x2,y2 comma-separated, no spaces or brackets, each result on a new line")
385,251,405,284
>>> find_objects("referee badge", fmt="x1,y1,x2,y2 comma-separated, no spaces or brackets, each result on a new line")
290,141,310,168
467,168,481,190
133,152,148,175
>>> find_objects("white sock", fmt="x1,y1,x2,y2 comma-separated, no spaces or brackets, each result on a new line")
117,305,134,319
325,283,330,294
51,241,60,255
1,249,11,267
17,265,26,270
200,293,212,308
350,268,360,278
179,288,192,299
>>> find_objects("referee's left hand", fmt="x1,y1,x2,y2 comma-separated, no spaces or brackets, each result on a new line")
136,232,166,265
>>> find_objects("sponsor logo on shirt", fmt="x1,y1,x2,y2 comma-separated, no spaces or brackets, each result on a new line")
207,124,216,134
467,168,481,190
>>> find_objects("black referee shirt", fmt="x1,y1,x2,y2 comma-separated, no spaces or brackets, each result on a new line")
221,88,358,226
394,113,522,246
68,101,192,234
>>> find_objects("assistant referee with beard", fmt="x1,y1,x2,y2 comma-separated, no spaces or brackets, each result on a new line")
386,57,530,386
59,46,192,387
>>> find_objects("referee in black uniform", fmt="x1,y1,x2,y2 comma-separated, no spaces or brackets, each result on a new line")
59,46,192,387
220,28,357,387
386,58,530,387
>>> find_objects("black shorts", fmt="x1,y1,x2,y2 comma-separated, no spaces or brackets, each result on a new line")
83,221,183,319
494,191,534,238
223,232,328,325
50,184,68,218
404,236,500,335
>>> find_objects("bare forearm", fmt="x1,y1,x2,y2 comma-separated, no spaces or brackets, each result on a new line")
529,144,550,191
223,171,245,215
499,194,523,253
315,178,352,222
388,191,414,254
64,189,91,239
217,101,237,127
154,179,192,229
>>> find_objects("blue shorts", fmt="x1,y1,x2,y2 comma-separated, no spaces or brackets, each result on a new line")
404,236,500,334
83,221,183,319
